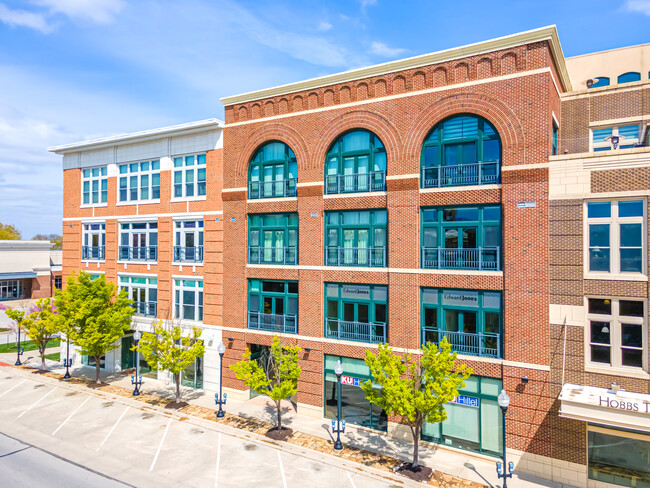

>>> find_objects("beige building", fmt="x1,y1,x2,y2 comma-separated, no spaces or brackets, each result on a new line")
0,240,62,301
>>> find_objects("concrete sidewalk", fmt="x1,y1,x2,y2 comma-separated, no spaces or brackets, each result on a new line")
26,360,573,488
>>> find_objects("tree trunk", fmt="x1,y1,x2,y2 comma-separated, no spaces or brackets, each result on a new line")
40,346,46,370
411,423,421,468
276,399,282,430
175,373,181,403
95,357,101,384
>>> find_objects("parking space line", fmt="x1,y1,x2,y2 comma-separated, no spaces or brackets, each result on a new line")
97,405,129,452
0,379,26,399
277,451,287,488
17,387,57,418
52,396,90,436
347,471,357,488
214,432,222,487
149,417,172,472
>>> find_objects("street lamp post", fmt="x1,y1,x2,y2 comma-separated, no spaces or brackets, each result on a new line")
496,389,514,487
63,336,72,379
331,360,345,451
14,326,23,366
131,331,142,396
215,341,227,418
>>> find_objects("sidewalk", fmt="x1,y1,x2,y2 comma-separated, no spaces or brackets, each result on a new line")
20,359,572,488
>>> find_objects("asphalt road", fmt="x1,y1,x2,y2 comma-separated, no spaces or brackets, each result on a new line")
0,432,130,488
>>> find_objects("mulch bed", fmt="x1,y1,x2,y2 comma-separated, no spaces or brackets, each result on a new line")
86,382,110,389
394,462,434,483
31,369,49,375
165,401,189,410
265,427,293,441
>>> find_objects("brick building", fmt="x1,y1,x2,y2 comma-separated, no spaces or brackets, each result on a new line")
52,26,650,488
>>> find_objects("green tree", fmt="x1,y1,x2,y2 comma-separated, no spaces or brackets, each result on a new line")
361,338,472,468
0,223,21,240
21,297,62,370
136,321,205,403
55,272,134,384
231,335,301,430
0,303,29,359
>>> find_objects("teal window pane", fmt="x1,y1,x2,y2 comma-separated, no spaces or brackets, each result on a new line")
424,145,439,166
620,249,642,273
441,403,480,445
619,125,639,140
480,400,503,454
101,167,107,176
92,168,99,177
374,152,386,171
483,139,499,161
589,224,609,247
152,173,160,186
185,155,195,166
140,161,149,171
591,77,610,88
130,163,138,172
592,128,613,143
119,165,128,174
152,160,160,170
480,377,502,396
443,116,478,140
83,169,90,178
174,171,182,183
342,131,371,152
617,72,641,84
422,208,438,223
483,206,500,221
588,430,650,486
174,157,183,167
460,375,479,393
620,223,642,247
588,201,611,218
619,200,643,217
197,154,206,165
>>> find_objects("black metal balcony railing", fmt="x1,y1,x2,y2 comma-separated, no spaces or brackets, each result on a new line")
325,246,386,267
82,245,105,260
421,162,500,188
248,246,297,265
119,246,157,262
325,319,386,344
173,246,203,263
422,329,501,358
325,170,386,194
421,247,500,271
248,178,297,199
132,301,157,317
248,311,297,334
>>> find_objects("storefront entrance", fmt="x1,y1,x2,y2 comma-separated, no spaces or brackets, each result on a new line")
120,335,153,377
323,355,387,432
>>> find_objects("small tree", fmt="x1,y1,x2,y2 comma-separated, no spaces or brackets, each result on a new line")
231,335,301,430
0,302,30,359
136,321,205,403
55,272,134,384
16,297,62,370
361,338,472,468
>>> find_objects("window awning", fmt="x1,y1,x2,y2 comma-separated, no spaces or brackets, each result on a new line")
559,383,650,431
0,272,37,280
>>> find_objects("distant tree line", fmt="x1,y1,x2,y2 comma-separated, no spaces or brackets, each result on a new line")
0,222,61,249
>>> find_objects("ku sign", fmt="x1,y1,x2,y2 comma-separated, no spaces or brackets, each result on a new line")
341,375,361,387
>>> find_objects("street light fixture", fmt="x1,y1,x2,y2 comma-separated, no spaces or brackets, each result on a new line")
63,333,72,379
131,331,143,396
215,341,227,418
14,325,23,366
496,389,514,487
331,360,345,451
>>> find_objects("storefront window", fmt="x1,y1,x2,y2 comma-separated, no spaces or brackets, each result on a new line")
324,355,387,432
588,428,650,487
82,354,106,369
422,376,503,456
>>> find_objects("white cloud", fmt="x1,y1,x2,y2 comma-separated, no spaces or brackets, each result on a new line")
625,0,650,15
32,0,125,23
360,0,377,9
0,3,52,32
317,20,332,32
370,41,407,58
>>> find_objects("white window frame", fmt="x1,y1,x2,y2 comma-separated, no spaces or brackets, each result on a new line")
172,153,207,200
119,275,157,317
585,296,648,374
117,160,161,203
590,123,641,152
173,278,203,322
81,166,108,206
173,219,204,264
584,199,647,280
82,223,106,261
118,221,158,262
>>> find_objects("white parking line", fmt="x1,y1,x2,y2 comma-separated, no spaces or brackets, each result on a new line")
214,432,222,487
347,471,357,488
0,379,26,399
52,396,90,436
97,405,129,452
149,417,172,472
277,451,287,488
17,387,57,418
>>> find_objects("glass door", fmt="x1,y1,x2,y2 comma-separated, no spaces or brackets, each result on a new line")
444,227,477,268
343,229,369,265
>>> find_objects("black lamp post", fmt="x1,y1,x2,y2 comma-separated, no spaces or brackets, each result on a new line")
14,326,23,366
496,389,514,488
215,341,227,418
131,331,142,396
331,360,345,451
63,334,72,379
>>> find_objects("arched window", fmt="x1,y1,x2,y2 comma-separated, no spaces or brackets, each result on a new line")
617,72,641,84
421,115,500,188
325,130,386,194
591,77,610,88
248,141,297,199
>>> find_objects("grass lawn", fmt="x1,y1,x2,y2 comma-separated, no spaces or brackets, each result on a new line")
44,352,60,361
0,338,60,354
0,328,11,333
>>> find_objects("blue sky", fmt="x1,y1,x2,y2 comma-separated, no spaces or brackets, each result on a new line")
0,0,649,239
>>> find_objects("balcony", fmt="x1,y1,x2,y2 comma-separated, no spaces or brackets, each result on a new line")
132,301,157,317
325,171,386,194
173,246,203,263
421,161,500,188
248,179,297,199
119,246,157,262
325,319,386,344
421,247,500,271
82,246,105,260
248,311,297,334
325,247,386,267
422,329,501,358
248,246,297,265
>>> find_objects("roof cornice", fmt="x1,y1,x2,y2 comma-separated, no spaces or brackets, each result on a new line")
221,25,571,106
48,118,224,154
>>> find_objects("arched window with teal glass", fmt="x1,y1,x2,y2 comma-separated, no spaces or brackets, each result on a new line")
617,72,641,84
248,141,298,199
421,115,501,189
591,77,610,88
325,130,386,194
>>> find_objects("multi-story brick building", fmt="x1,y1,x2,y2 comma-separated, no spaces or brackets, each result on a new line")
52,26,650,488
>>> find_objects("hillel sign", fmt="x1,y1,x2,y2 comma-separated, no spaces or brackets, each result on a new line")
449,395,480,408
